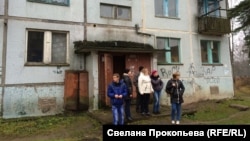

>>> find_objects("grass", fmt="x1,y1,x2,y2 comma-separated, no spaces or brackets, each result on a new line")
0,112,98,138
184,85,250,124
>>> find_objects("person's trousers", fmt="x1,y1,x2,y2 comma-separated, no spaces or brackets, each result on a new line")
171,102,182,121
153,90,161,113
112,105,124,125
135,89,141,112
140,94,150,113
124,99,131,118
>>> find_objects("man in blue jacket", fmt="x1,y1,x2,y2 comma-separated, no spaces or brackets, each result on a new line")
107,73,127,125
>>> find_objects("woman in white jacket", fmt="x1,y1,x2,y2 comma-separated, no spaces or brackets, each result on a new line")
138,68,154,116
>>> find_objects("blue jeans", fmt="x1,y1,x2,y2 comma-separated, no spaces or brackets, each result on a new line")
112,105,124,125
171,102,182,121
153,90,161,113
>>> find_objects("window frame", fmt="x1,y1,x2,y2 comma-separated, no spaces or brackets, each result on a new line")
100,3,132,21
200,40,221,65
25,29,70,66
154,0,179,18
199,0,220,17
156,37,182,65
27,0,70,6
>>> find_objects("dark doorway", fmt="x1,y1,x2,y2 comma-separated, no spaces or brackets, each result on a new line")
113,55,125,78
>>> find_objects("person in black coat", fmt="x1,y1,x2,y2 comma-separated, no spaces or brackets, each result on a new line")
165,72,185,124
123,68,133,121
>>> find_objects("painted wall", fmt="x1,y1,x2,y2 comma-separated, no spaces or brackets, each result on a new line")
0,0,4,15
3,85,64,119
1,0,85,118
8,0,84,22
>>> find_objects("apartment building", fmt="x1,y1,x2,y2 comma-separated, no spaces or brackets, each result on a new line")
0,0,234,119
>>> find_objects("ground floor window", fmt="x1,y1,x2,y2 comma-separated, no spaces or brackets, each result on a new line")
26,29,69,65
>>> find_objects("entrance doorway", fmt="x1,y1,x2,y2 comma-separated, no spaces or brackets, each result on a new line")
113,55,125,78
98,52,152,107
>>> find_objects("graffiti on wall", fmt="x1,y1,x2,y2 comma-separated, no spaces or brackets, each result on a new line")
159,63,220,84
160,65,180,78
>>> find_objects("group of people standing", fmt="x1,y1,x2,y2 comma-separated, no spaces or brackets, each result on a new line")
107,66,185,125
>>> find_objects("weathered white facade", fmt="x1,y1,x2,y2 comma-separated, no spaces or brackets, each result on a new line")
0,0,234,119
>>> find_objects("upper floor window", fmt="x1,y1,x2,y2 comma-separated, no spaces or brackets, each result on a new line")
200,40,220,64
155,0,178,18
198,0,220,17
27,0,70,6
100,3,131,20
157,37,181,64
26,30,69,65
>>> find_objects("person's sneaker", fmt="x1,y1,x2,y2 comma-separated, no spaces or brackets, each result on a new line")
171,120,175,124
146,112,151,116
176,121,180,124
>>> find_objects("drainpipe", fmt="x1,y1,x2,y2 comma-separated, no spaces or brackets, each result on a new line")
135,24,152,37
83,0,87,70
227,0,235,95
1,0,8,116
135,24,156,49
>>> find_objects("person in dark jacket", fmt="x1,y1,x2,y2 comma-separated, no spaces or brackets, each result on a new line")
150,70,164,114
165,72,185,125
107,73,127,125
122,68,133,121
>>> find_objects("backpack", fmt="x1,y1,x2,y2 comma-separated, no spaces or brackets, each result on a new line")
165,79,174,95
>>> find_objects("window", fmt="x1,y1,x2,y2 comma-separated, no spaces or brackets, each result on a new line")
27,0,69,6
155,0,178,18
198,0,220,17
100,3,131,20
200,40,220,64
157,37,181,64
27,30,68,65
